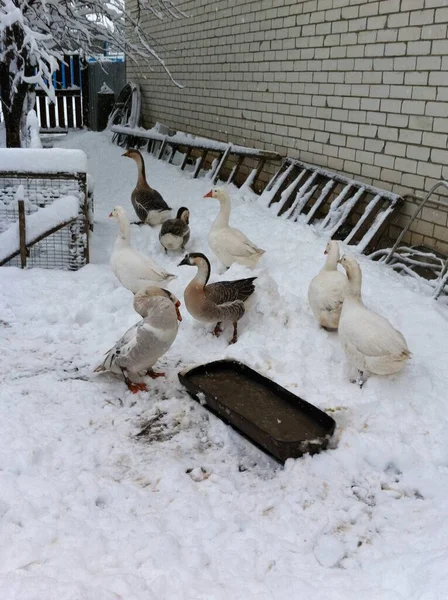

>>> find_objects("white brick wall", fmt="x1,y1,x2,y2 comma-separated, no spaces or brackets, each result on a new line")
127,0,448,251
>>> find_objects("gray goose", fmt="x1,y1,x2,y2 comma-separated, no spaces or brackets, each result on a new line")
94,287,182,393
123,149,172,226
159,207,190,253
178,252,256,344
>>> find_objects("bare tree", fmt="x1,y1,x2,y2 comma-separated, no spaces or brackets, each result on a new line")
0,0,185,147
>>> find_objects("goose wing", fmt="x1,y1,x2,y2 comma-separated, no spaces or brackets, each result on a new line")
216,227,265,257
132,188,171,219
342,305,408,357
214,299,246,323
120,247,176,282
95,321,141,372
205,277,256,304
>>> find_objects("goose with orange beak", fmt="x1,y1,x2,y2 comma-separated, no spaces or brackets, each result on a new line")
204,187,265,269
94,287,181,393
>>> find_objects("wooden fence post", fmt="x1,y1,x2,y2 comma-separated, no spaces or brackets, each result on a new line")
18,200,27,269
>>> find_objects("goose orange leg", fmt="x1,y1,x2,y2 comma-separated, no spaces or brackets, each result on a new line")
213,322,223,337
229,322,238,345
146,369,165,379
120,368,147,393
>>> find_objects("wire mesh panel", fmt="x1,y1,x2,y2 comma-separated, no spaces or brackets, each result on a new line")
0,173,90,271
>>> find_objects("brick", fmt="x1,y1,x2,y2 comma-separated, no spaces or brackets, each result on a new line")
377,29,399,43
398,27,422,41
421,24,447,39
385,42,407,56
410,9,435,26
378,0,400,14
435,7,448,23
365,44,385,57
399,129,423,145
359,2,379,17
378,127,399,141
416,56,442,70
404,71,428,86
410,115,434,131
412,87,437,101
431,148,448,164
417,162,443,179
395,157,418,174
393,57,417,70
407,41,432,55
401,100,426,115
367,15,387,29
385,141,407,157
386,113,409,128
422,132,448,149
388,12,409,28
426,102,448,117
433,39,448,54
407,145,430,161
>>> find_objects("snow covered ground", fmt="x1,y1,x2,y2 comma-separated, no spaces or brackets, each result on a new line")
1,130,448,599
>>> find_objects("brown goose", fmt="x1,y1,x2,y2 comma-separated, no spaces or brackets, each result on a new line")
159,207,190,253
123,149,172,225
178,252,256,344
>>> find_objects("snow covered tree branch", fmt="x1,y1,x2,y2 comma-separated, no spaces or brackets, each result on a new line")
0,0,186,147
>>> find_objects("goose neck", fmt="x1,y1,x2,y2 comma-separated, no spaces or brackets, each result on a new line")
192,260,210,288
212,195,231,229
116,214,131,245
134,154,148,188
323,248,339,271
347,266,363,300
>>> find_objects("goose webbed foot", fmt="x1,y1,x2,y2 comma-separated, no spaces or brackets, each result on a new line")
147,369,165,379
120,368,147,393
213,322,223,337
229,322,238,345
350,370,367,388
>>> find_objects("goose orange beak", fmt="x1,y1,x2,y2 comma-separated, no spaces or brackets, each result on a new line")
324,249,328,254
122,150,130,157
203,190,213,198
175,300,182,322
109,211,113,217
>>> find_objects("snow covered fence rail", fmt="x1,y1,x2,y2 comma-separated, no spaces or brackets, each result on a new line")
0,196,79,268
260,157,404,256
110,124,282,191
0,149,92,271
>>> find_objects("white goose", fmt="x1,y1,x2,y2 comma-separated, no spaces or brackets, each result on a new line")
338,254,410,387
308,240,348,330
204,188,265,268
109,206,176,293
94,287,181,393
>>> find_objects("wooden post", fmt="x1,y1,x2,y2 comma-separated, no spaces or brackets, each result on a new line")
212,145,232,184
180,148,192,170
18,200,27,269
193,149,208,178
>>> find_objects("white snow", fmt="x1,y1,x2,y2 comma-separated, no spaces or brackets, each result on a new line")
0,195,79,262
0,148,87,174
1,130,448,599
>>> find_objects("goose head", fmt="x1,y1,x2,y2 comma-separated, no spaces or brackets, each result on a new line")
339,254,362,297
178,252,211,285
122,148,143,162
134,286,182,321
203,188,230,203
323,240,341,270
109,205,127,220
176,206,190,224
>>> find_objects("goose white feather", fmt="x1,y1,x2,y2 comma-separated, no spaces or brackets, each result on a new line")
109,206,176,294
204,188,265,268
94,287,180,393
308,240,348,330
338,254,410,384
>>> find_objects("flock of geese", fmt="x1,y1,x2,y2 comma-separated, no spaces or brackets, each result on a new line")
95,149,410,393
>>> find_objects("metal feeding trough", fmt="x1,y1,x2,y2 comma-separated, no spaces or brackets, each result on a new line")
178,360,336,463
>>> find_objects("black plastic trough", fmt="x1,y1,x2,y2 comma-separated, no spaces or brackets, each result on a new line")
178,359,336,463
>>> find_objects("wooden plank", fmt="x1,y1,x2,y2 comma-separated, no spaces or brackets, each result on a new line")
57,95,66,129
193,149,208,178
251,157,266,191
168,146,178,164
74,94,82,129
360,197,404,254
343,194,382,245
212,145,232,184
305,180,337,224
38,96,48,129
66,95,74,128
277,169,308,216
18,200,27,269
180,148,192,170
157,137,168,160
227,154,245,184
330,188,368,239
48,99,57,129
